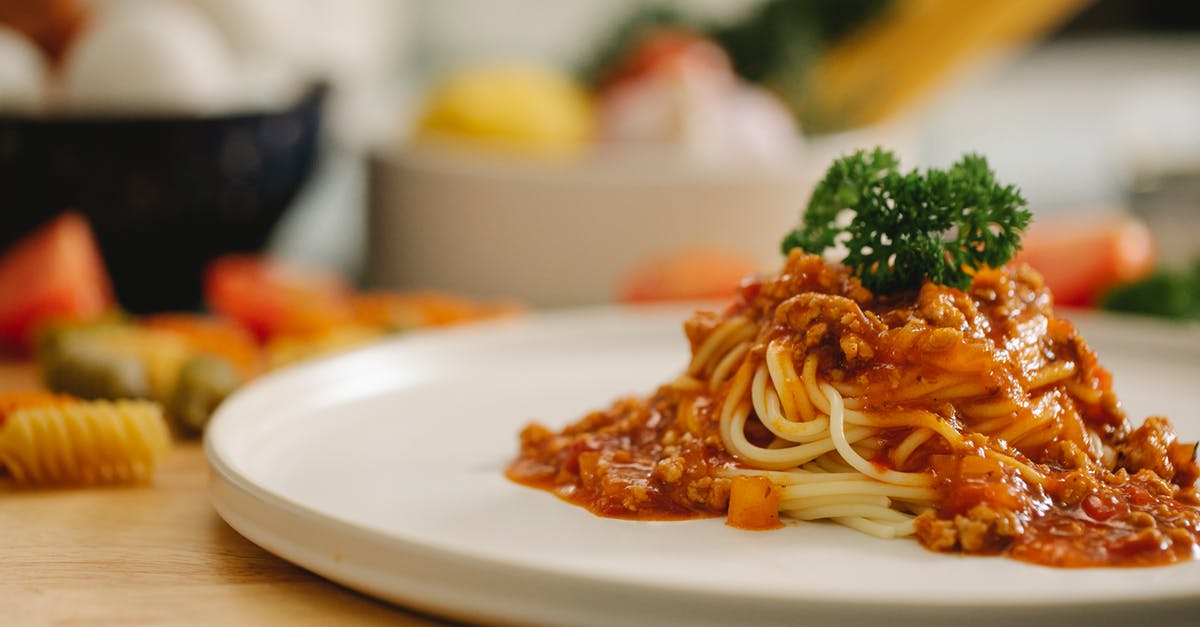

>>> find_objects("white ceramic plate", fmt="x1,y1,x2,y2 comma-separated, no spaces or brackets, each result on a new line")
206,305,1200,626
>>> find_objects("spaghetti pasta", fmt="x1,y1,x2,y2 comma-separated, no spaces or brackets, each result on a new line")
508,251,1200,567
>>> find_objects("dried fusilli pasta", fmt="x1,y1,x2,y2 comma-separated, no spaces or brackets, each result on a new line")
0,394,170,486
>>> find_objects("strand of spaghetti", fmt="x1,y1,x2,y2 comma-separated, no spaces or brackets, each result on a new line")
962,398,1019,420
785,352,822,421
832,387,866,410
822,382,934,488
669,373,703,392
709,341,751,392
727,412,873,469
751,366,829,442
846,409,965,448
1011,418,1065,452
996,410,1051,446
722,468,880,484
972,414,1012,434
787,503,914,522
1066,381,1103,405
801,355,831,415
1028,361,1076,389
766,341,812,422
928,381,993,401
781,481,935,501
890,428,933,468
723,396,875,469
982,448,1045,485
812,453,857,474
716,359,753,444
798,358,874,418
887,376,989,402
834,516,915,539
688,317,754,376
780,494,890,509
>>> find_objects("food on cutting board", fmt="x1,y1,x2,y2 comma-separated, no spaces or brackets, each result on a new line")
0,214,522,439
0,212,115,352
0,391,170,486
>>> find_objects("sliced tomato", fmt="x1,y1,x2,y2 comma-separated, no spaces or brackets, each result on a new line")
0,212,115,351
203,255,352,342
599,29,732,90
1012,214,1156,307
619,248,760,304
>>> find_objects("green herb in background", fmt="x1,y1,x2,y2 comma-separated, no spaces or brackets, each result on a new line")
782,148,1031,294
1101,259,1200,320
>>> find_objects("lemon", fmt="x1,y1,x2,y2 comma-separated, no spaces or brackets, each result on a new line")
418,64,594,156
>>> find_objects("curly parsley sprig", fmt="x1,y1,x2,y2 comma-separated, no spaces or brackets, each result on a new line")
782,148,1031,293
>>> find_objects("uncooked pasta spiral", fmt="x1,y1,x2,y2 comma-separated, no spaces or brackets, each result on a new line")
0,393,170,486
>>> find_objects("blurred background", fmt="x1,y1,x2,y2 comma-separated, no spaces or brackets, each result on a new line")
1,0,1199,361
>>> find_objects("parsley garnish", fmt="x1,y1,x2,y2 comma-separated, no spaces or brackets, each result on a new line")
782,148,1031,293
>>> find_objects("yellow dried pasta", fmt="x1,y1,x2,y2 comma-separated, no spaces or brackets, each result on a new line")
0,398,171,486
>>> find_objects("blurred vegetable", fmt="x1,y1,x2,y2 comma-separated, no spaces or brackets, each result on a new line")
39,323,190,403
1101,259,1200,320
169,355,240,434
620,248,759,303
1012,214,1155,307
38,320,247,434
204,254,352,342
579,6,695,87
40,331,149,401
595,29,730,89
140,313,261,378
0,212,115,352
417,64,594,156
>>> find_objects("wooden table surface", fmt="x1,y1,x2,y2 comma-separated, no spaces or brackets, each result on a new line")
1,362,448,626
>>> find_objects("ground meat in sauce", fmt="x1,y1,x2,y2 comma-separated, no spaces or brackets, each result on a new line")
508,386,733,519
508,251,1200,567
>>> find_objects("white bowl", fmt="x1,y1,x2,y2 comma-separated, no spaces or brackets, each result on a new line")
366,130,913,307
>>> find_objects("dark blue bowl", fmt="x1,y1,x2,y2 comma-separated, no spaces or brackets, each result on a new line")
0,86,325,313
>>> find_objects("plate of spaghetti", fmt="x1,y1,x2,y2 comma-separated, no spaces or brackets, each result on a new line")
207,150,1200,626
